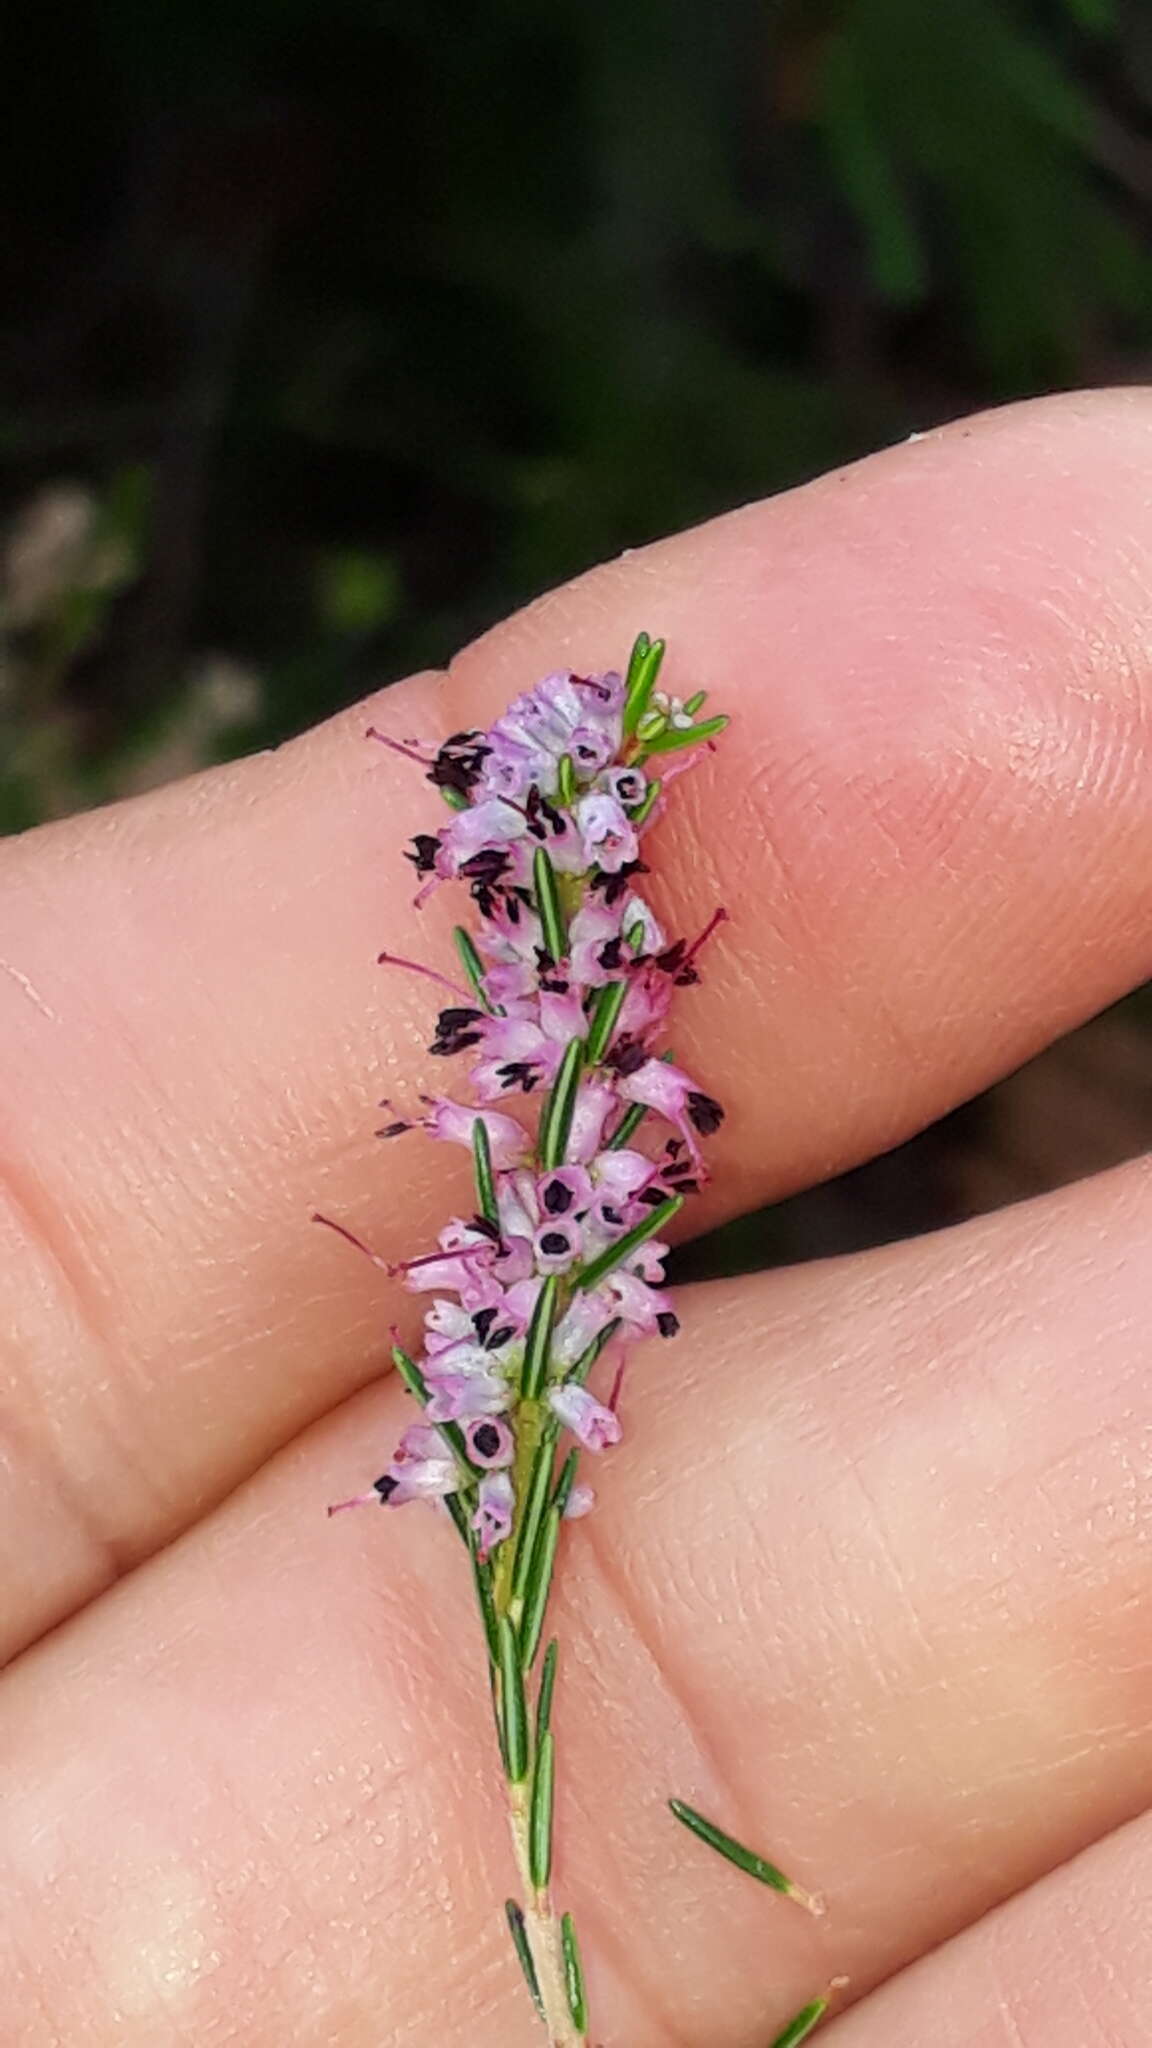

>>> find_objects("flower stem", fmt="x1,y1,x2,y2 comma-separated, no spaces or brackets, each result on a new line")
507,1782,588,2047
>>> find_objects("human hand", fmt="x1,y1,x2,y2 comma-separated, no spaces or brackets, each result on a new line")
2,391,1151,2045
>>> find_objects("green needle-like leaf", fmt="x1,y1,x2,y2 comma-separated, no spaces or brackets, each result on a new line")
538,1036,584,1171
528,1729,556,1890
639,713,729,755
536,1639,558,1741
604,1098,648,1150
520,1275,560,1400
551,1448,579,1515
471,1116,498,1228
557,753,577,806
504,1901,544,2021
768,1996,831,2047
469,1539,499,1667
533,845,567,966
512,1428,559,1599
584,978,627,1065
390,1342,429,1405
574,1195,683,1293
443,1491,470,1546
454,925,497,1013
624,630,650,684
634,706,666,743
561,1912,588,2033
392,1344,471,1469
519,1506,560,1667
567,1316,622,1386
440,785,469,811
668,1800,819,1912
623,633,666,734
498,1617,529,1782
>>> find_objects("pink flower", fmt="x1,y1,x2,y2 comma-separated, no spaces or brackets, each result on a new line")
425,1370,508,1423
422,1297,477,1352
617,1056,724,1163
552,1292,611,1369
403,1249,495,1296
384,1424,459,1504
590,1147,654,1203
340,636,727,1579
567,1077,618,1162
423,1099,529,1169
548,1384,622,1452
574,791,638,873
439,797,527,870
465,1416,515,1469
473,1471,515,1557
568,898,624,988
532,1218,582,1274
538,1164,593,1215
468,990,584,1102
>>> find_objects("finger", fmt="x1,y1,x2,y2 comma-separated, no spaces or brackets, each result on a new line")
7,388,1152,1662
3,1154,1151,2042
823,1811,1152,2045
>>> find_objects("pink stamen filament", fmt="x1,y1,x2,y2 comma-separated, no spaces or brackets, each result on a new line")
312,1212,391,1271
389,1244,498,1277
607,1350,629,1413
377,950,476,1004
365,726,436,765
682,905,730,967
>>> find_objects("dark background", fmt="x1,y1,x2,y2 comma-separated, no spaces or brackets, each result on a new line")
2,0,1151,1272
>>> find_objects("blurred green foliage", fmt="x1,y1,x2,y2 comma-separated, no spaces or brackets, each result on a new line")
1,0,1149,1268
1,1,1149,829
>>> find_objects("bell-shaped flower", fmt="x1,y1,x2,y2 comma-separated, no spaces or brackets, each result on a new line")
575,791,638,874
464,1417,515,1469
422,1098,528,1169
548,1384,622,1452
472,1471,515,1557
617,1056,724,1163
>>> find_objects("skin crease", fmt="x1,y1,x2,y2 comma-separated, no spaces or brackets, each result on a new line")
0,390,1150,2040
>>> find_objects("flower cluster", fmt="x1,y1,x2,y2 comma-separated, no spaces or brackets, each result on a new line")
329,647,841,2048
332,642,728,1561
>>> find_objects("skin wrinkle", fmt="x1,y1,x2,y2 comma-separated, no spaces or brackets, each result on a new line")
0,955,58,1021
566,1868,697,2048
0,1138,116,1351
832,1442,939,1679
0,1395,122,1643
1074,1894,1145,2041
821,1810,1152,2046
572,1507,767,2048
990,1963,1034,2048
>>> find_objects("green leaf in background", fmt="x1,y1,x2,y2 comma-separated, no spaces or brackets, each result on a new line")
314,549,401,637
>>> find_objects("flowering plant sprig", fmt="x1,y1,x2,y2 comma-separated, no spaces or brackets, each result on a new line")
326,635,840,2046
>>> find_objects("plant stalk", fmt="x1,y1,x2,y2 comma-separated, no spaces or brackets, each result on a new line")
507,1783,588,2048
